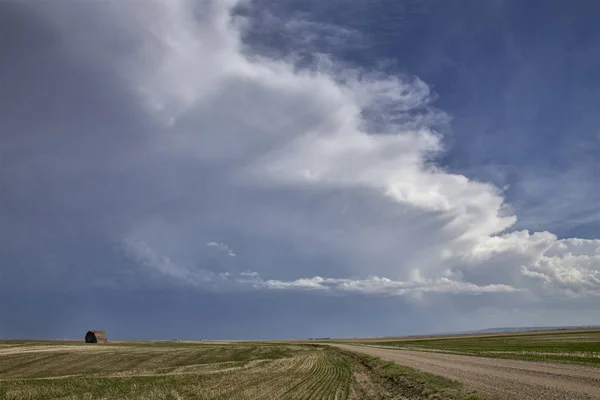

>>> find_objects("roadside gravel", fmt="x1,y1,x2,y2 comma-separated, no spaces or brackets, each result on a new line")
333,344,600,400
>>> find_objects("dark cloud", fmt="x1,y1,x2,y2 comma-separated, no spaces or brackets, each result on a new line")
1,0,600,339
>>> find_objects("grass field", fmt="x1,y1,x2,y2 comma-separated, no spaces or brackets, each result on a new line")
355,329,600,366
0,341,482,400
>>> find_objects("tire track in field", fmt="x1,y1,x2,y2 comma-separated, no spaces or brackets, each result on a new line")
333,344,600,400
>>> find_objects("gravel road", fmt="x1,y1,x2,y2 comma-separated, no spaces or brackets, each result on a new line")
333,344,600,400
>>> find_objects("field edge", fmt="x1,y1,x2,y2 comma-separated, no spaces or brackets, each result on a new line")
334,347,486,400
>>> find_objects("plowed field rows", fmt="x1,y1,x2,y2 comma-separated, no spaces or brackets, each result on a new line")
0,341,481,399
0,342,367,400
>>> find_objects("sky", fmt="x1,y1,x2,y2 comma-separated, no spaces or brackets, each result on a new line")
1,0,600,340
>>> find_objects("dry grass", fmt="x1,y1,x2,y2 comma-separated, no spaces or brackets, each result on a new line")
0,340,482,399
0,342,353,399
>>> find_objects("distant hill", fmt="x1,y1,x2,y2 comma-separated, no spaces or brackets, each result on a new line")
467,325,600,334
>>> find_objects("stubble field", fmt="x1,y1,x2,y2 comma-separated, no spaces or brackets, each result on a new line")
0,340,481,400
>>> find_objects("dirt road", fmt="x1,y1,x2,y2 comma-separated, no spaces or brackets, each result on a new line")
333,344,600,400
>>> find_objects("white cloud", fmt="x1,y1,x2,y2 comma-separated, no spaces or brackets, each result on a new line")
123,242,518,296
249,275,519,296
42,0,600,305
206,241,237,257
521,238,600,296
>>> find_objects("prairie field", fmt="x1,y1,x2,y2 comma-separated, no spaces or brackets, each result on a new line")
354,329,600,365
0,340,481,400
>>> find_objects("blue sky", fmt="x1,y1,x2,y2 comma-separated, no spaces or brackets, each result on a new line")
1,0,600,340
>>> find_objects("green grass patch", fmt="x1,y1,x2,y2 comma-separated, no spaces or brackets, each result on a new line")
356,330,600,366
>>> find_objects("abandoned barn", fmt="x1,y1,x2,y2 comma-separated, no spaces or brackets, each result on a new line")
85,330,107,343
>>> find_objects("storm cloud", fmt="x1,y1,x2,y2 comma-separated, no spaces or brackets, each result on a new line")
2,0,600,339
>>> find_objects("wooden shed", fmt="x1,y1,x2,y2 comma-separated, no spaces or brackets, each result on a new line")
85,330,107,344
